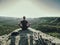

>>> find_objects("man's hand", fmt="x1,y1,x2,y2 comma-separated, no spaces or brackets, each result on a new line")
27,23,30,27
18,23,23,27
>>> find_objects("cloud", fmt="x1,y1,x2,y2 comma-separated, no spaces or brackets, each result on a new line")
38,0,60,10
0,0,60,18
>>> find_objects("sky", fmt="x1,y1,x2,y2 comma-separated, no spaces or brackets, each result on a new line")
0,0,60,18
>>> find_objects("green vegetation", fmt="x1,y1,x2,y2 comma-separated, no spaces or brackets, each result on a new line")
31,17,60,39
0,17,20,36
0,16,60,39
0,25,19,36
48,32,60,38
0,16,33,36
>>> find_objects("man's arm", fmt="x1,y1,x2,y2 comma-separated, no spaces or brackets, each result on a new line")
18,21,22,27
27,21,30,27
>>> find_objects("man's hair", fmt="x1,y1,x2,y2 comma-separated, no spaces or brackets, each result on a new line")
23,16,26,19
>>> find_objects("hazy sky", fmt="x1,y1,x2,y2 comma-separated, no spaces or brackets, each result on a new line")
0,0,60,18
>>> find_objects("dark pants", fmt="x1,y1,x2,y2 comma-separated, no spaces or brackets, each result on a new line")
20,26,28,30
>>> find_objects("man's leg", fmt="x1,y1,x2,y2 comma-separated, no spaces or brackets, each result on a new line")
20,26,28,30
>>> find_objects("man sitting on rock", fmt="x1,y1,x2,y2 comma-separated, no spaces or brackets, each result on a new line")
19,16,30,30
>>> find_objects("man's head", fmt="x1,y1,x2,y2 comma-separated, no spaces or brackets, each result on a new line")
23,16,26,20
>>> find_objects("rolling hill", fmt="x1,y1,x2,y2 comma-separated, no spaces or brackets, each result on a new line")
31,17,60,39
